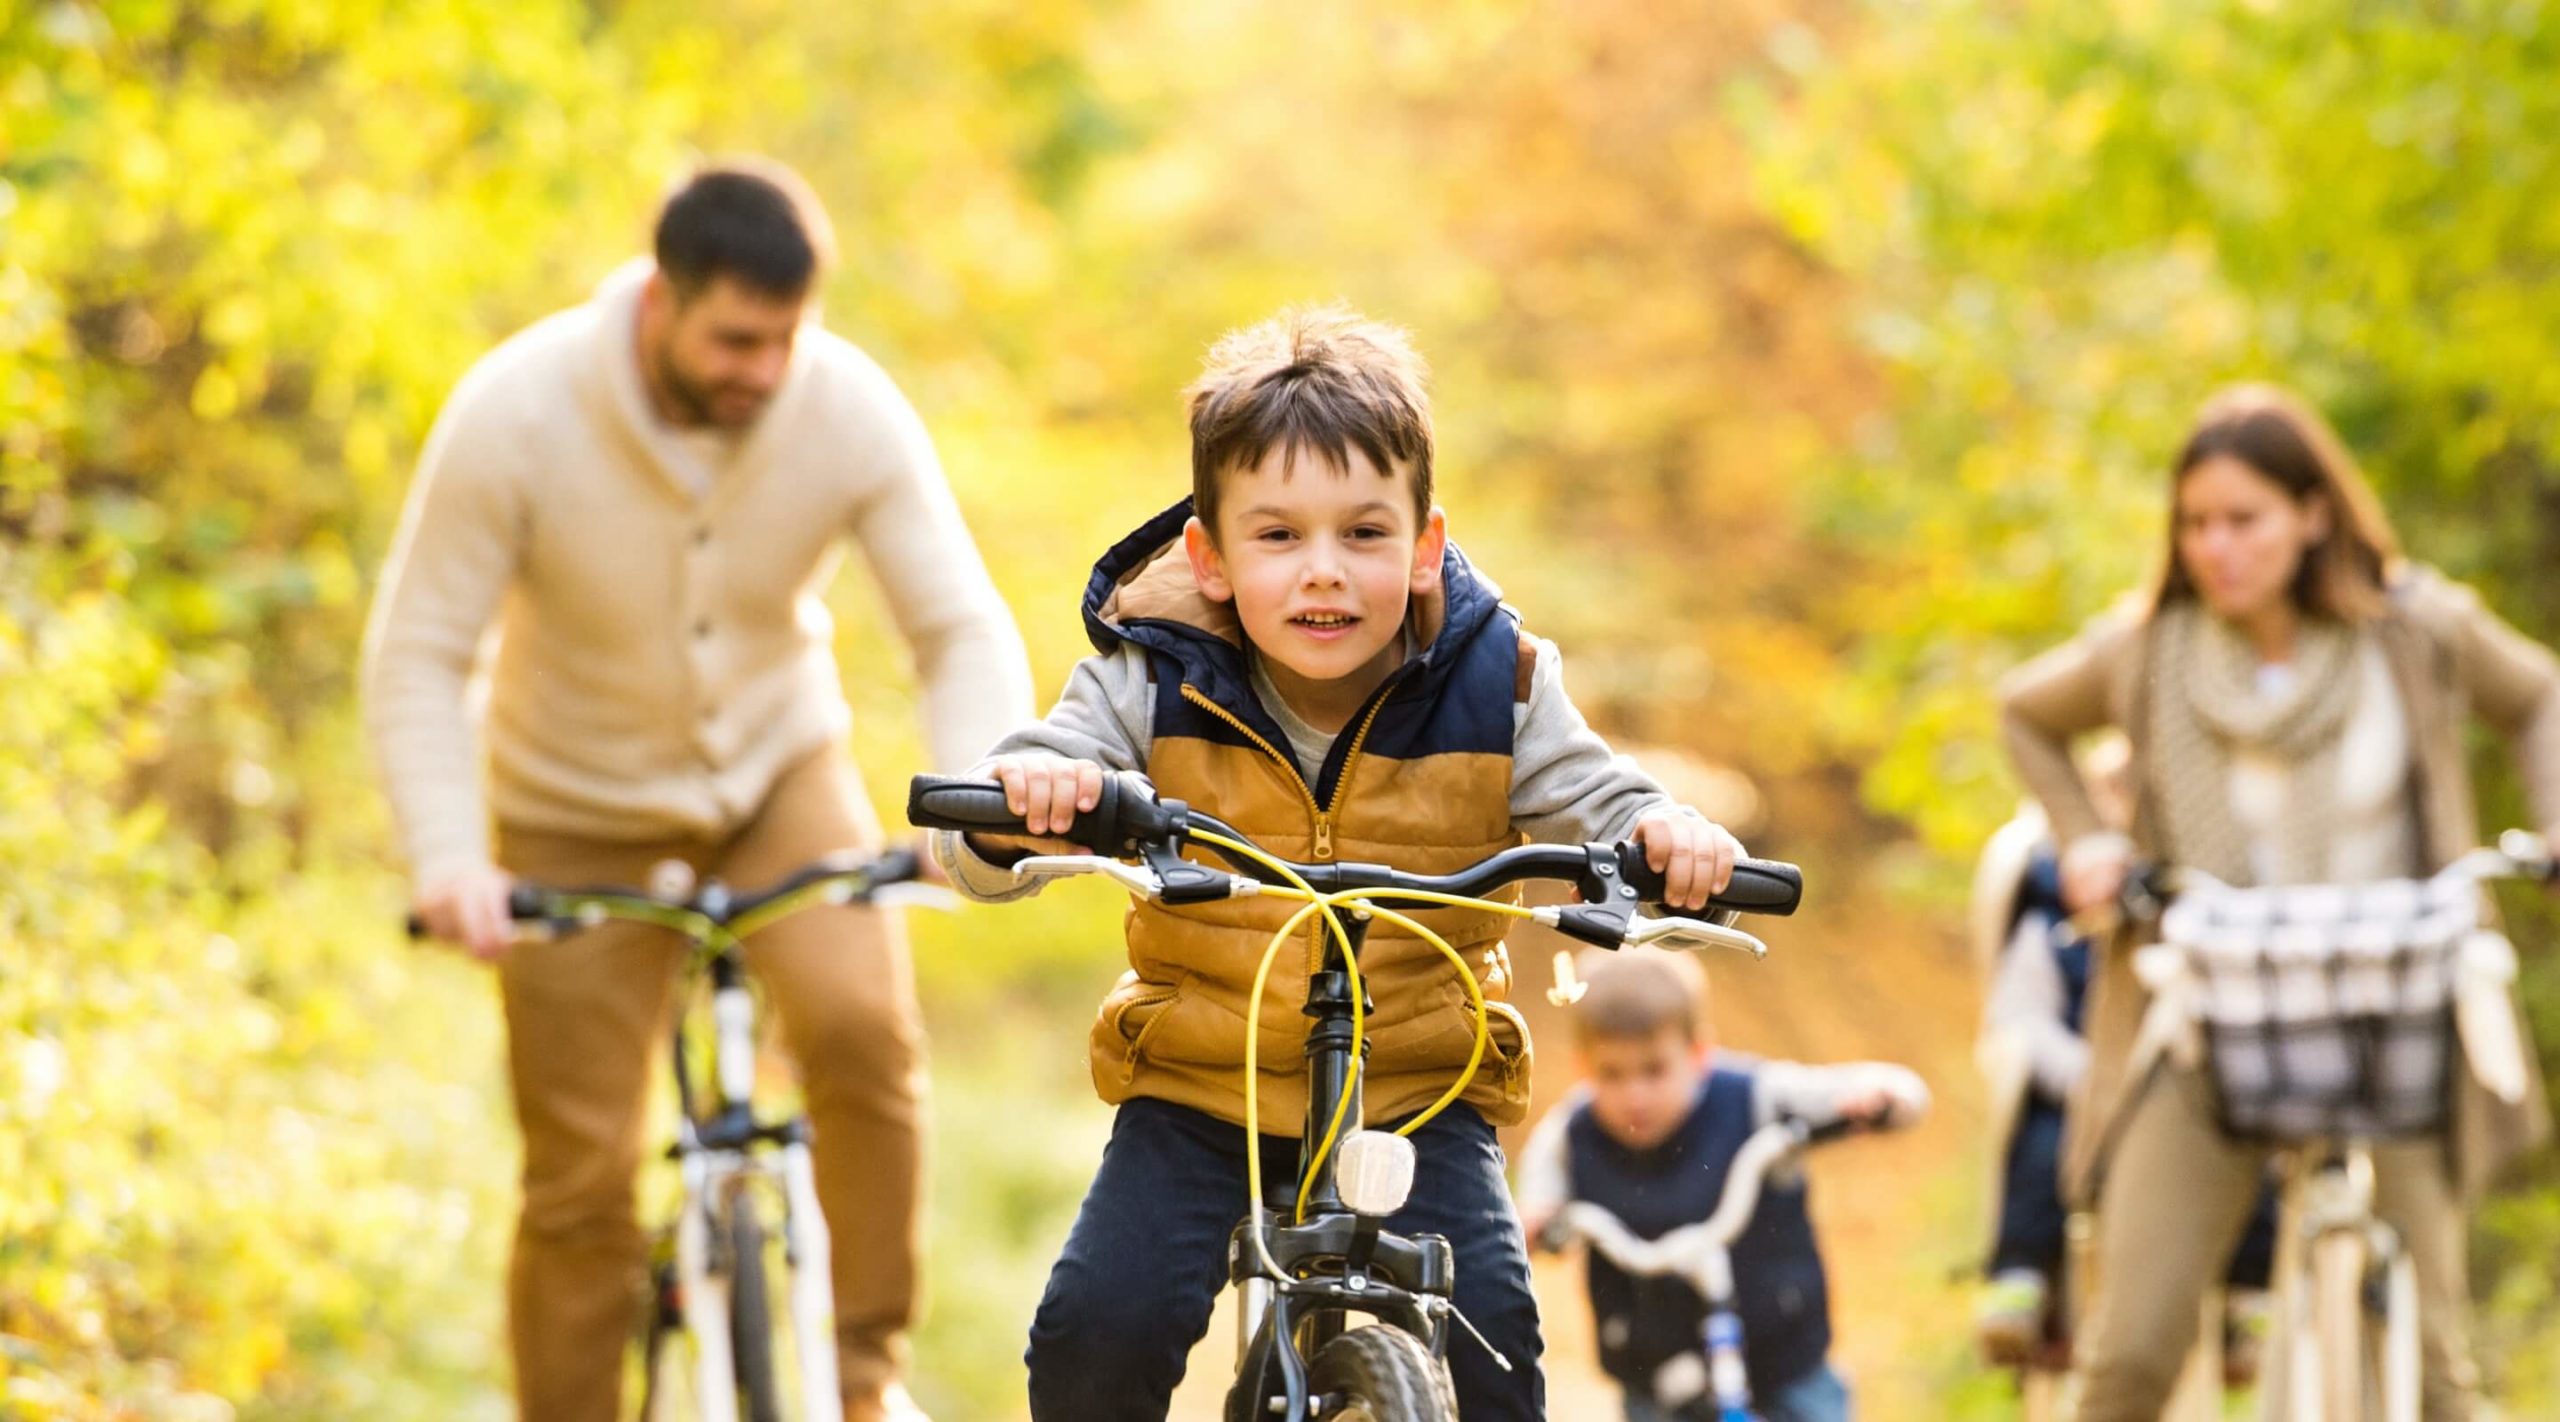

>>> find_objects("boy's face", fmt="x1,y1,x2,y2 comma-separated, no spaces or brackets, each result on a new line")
1583,1025,1709,1152
1184,443,1447,710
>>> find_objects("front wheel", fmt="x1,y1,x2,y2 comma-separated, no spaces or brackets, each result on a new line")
1308,1325,1456,1421
727,1197,783,1422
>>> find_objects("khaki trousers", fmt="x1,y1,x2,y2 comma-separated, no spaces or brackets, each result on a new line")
495,749,925,1421
2072,1065,2475,1421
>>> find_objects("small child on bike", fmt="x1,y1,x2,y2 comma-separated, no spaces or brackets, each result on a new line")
931,305,1748,1421
1970,739,2276,1381
1515,947,1927,1422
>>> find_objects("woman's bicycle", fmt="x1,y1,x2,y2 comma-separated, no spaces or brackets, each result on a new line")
907,773,1804,1422
409,849,944,1422
1537,1107,1911,1422
2113,830,2556,1422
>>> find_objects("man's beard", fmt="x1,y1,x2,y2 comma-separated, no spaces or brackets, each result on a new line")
653,346,769,430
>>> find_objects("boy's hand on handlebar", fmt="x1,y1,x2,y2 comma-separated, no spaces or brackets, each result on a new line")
965,752,1107,858
1633,809,1743,910
414,864,517,964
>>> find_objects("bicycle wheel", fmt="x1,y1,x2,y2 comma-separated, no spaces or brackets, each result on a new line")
726,1196,784,1422
1307,1324,1456,1422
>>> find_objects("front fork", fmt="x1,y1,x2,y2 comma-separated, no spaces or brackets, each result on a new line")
780,1139,843,1421
676,1155,741,1422
1704,1309,1755,1421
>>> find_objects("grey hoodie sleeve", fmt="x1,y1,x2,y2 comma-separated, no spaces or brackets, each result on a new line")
1508,634,1699,844
930,643,1158,902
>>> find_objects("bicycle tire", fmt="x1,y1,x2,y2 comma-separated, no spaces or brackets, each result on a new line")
1307,1324,1456,1422
727,1196,784,1422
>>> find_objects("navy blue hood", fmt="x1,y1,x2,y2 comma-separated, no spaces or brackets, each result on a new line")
1076,496,1512,725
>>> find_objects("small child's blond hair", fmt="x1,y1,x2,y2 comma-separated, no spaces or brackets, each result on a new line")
1571,947,1709,1046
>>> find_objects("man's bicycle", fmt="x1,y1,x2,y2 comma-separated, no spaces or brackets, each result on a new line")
410,849,944,1422
908,772,1803,1422
1538,1103,1913,1422
2114,830,2556,1422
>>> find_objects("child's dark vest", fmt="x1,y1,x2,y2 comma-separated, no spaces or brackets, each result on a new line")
2017,847,2093,1037
1081,507,1537,1131
1566,1065,1833,1399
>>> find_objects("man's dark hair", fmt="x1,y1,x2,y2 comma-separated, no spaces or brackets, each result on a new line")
653,159,837,301
1184,305,1434,537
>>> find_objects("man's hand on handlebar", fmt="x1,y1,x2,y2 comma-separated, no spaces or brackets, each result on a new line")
965,752,1109,858
413,863,518,964
1632,809,1745,911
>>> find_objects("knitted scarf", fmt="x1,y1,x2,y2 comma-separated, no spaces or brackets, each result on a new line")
2146,602,2364,885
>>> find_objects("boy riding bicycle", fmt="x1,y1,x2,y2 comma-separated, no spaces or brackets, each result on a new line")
931,305,1747,1420
1515,948,1926,1422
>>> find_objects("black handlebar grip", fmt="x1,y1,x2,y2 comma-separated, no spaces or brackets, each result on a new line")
403,884,550,939
1615,848,1804,917
906,774,1132,855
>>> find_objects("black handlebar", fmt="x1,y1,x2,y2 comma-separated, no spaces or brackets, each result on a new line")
1616,852,1803,917
906,772,1183,857
907,774,1802,919
403,848,924,940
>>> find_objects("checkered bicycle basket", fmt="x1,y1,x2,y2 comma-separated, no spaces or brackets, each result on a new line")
2157,874,2482,1142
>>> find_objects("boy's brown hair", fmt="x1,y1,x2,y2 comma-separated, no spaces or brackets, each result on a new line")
1572,947,1709,1046
1183,304,1434,537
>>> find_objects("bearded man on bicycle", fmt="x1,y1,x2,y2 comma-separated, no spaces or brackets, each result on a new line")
363,158,1033,1422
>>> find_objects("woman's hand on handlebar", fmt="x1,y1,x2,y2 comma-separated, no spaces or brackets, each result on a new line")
965,752,1108,857
1632,808,1745,910
413,863,518,964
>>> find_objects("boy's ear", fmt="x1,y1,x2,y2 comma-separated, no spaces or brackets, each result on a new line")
1183,516,1234,604
1409,506,1448,598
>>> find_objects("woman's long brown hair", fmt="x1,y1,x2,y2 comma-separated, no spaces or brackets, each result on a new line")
2151,383,2402,622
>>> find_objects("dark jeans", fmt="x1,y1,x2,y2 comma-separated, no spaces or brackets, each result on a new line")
1025,1096,1545,1420
1990,1101,2072,1277
1990,1098,2278,1290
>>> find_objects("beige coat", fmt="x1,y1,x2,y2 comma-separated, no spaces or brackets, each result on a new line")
1999,570,2560,1204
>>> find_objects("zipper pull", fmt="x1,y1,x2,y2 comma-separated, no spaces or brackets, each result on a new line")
1313,815,1335,861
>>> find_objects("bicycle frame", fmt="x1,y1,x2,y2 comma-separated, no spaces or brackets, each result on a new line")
653,932,842,1422
2110,831,2557,1422
907,773,1803,1422
2275,1140,2421,1422
1224,905,1461,1422
423,850,940,1422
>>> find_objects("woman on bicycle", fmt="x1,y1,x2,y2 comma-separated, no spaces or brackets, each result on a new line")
1998,383,2560,1420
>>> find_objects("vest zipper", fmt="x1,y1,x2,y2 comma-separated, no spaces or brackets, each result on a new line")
1180,677,1403,862
1179,684,1327,853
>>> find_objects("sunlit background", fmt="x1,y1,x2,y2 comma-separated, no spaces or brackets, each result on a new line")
7,1,2560,1416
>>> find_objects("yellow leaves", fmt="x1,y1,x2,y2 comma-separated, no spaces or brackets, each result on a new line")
186,368,238,421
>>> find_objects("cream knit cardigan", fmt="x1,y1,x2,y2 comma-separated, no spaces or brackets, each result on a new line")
363,264,1032,886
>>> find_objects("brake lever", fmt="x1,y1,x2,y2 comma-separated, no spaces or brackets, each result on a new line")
868,883,962,912
1010,855,1168,898
1621,914,1768,958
